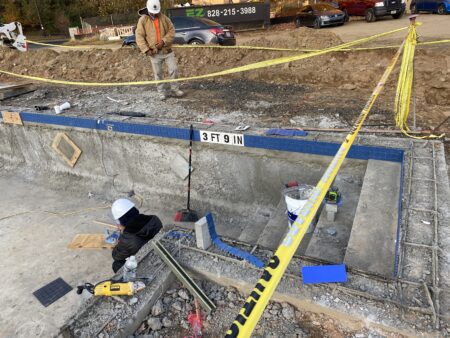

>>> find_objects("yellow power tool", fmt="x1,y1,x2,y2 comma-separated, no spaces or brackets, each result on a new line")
77,280,143,296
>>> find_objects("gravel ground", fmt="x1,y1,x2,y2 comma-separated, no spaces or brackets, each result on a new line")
1,79,396,130
131,280,408,338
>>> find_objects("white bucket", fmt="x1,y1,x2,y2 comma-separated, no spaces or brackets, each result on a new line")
283,184,315,233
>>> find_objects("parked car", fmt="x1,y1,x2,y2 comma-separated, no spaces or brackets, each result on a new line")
294,3,346,28
122,17,236,48
338,0,406,22
410,0,450,14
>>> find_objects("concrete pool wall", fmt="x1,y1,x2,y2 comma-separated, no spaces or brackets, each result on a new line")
0,111,403,240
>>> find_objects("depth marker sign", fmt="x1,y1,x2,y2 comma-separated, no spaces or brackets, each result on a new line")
200,130,245,146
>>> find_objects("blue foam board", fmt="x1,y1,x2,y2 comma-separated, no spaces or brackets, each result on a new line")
301,264,347,284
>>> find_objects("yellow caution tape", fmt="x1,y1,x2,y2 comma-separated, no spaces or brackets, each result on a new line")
174,44,400,52
175,39,450,51
419,39,450,46
26,40,90,49
25,38,450,53
4,27,408,86
225,30,408,338
394,24,444,139
26,38,398,52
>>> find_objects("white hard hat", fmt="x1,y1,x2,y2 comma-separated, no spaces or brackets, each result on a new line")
147,0,161,14
111,198,135,220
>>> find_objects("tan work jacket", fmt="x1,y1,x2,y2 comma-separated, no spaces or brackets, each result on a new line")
136,9,175,55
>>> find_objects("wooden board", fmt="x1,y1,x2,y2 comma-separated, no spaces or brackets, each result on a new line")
0,83,35,100
67,234,114,249
1,111,23,125
51,132,82,167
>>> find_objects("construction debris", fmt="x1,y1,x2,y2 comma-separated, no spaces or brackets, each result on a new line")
0,82,35,100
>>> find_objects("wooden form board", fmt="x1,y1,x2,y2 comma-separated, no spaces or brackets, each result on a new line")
1,111,23,125
0,82,35,100
68,234,114,249
51,132,82,167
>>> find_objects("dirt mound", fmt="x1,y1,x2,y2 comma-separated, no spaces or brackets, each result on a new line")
0,47,291,83
0,44,449,112
245,27,343,49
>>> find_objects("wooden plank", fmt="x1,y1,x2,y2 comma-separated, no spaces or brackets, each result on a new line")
0,83,35,100
51,132,82,167
67,234,113,249
93,220,121,230
1,111,23,125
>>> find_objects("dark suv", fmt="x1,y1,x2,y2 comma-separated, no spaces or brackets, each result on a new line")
338,0,406,22
122,17,236,47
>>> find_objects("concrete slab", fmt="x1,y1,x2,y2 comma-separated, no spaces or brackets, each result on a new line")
257,198,288,250
0,174,114,338
344,160,401,277
170,153,191,180
237,207,276,245
195,217,212,250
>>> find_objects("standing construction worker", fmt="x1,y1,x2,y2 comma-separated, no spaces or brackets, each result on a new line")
136,0,184,100
111,198,162,273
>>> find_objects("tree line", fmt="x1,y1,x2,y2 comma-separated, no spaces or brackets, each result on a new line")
0,0,148,34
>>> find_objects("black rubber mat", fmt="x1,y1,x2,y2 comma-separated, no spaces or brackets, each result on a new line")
33,278,73,307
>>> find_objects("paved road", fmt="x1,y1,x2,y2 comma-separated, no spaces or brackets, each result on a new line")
332,14,450,42
239,13,450,45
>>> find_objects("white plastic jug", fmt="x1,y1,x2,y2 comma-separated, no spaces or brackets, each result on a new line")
123,256,137,281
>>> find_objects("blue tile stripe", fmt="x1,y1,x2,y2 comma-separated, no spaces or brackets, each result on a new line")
16,111,404,163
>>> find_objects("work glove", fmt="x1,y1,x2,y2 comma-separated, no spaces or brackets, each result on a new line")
146,48,157,56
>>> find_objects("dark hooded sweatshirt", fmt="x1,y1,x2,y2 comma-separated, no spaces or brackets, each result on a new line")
112,208,162,273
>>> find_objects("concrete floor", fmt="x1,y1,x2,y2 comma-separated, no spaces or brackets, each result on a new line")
0,173,114,338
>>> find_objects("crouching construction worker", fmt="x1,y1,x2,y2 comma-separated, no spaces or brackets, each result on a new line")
111,198,162,273
136,0,184,101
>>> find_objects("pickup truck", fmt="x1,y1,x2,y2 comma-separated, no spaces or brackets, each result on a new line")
338,0,406,22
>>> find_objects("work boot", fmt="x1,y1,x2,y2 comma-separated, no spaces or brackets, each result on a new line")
173,89,184,98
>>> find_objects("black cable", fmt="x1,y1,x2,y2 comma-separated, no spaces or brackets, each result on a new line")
97,130,134,195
